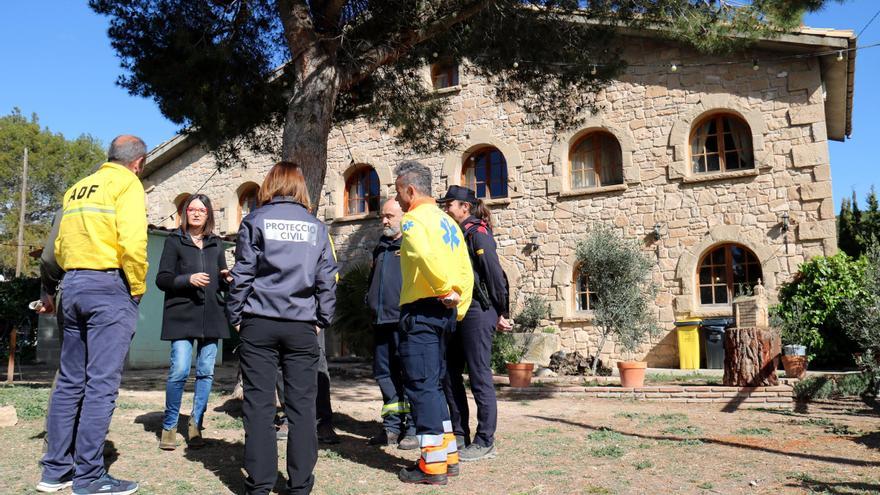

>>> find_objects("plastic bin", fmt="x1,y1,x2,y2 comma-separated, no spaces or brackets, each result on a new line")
674,318,702,370
700,317,734,369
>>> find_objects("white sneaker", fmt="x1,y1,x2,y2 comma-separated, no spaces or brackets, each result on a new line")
36,477,73,492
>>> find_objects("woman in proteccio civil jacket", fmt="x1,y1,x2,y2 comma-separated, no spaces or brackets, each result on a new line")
226,161,338,495
155,193,231,450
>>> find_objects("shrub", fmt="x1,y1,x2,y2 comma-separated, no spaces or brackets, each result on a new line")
836,243,880,396
792,373,872,401
771,252,867,366
329,261,373,357
0,277,40,363
490,295,548,372
575,224,660,374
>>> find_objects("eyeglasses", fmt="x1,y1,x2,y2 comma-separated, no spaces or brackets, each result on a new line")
186,207,208,214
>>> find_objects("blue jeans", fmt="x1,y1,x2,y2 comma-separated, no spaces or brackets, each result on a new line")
41,270,138,489
373,323,415,436
162,338,218,430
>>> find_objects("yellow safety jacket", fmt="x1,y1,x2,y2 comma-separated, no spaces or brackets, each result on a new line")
399,198,473,320
55,162,149,296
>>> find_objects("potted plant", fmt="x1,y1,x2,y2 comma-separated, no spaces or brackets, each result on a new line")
575,225,661,388
771,300,812,379
492,295,547,387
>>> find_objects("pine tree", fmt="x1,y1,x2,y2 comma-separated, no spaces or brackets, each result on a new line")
89,0,843,204
837,196,859,257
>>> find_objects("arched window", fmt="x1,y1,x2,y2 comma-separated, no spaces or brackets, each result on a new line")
574,264,598,313
238,183,260,224
431,61,459,90
570,131,623,189
462,147,508,200
690,114,754,174
698,244,762,306
344,166,381,215
173,193,191,227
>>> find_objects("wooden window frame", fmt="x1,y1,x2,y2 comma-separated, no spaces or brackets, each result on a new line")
569,131,624,189
689,113,754,175
344,166,381,216
461,147,509,200
237,184,260,225
431,61,460,90
697,244,762,307
573,265,598,313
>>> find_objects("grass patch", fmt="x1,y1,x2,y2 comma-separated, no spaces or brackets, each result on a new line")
116,401,152,410
582,487,613,495
614,411,688,425
588,427,627,443
734,427,772,436
753,407,798,416
319,449,341,460
792,417,834,428
697,482,714,490
590,445,625,458
633,460,653,470
211,416,243,430
0,385,50,420
723,472,745,480
826,423,859,436
662,425,702,436
543,469,566,476
518,400,532,406
793,373,871,401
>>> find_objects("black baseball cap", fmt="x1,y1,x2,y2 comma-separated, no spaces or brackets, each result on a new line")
438,185,478,204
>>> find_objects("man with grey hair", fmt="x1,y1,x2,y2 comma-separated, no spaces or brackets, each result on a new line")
393,161,473,485
38,135,148,495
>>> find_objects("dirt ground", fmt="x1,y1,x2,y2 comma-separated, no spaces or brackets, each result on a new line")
1,363,879,495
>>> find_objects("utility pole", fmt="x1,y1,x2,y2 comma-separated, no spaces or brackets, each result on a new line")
15,148,28,278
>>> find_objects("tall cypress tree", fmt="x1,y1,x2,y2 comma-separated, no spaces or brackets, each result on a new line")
862,187,880,247
838,196,859,257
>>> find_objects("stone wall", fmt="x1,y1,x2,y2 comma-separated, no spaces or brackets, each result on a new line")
142,36,837,367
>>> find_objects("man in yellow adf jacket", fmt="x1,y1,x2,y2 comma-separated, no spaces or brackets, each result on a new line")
393,160,473,486
37,135,148,495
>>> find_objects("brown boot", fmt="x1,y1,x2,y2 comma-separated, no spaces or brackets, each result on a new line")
159,428,177,450
188,419,204,448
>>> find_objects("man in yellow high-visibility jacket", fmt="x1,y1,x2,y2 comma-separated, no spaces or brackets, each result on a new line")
393,160,473,486
37,135,148,495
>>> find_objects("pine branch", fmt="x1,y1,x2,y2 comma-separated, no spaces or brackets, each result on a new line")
340,0,495,90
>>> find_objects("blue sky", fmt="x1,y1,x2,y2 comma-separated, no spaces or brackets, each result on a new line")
0,1,877,210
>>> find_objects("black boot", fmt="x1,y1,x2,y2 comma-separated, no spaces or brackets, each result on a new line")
398,465,448,485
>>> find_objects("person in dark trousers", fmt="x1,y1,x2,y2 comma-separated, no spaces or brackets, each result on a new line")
273,330,339,444
365,197,418,450
439,185,511,463
227,162,338,495
393,161,473,485
155,194,231,450
39,135,148,495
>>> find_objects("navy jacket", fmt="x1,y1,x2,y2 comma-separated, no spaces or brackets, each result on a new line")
462,216,509,318
226,197,338,327
366,235,403,325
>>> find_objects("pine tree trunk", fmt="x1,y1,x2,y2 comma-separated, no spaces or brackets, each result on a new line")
281,47,340,213
722,327,781,387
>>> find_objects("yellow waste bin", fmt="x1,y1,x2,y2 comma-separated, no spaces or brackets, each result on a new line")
674,318,702,370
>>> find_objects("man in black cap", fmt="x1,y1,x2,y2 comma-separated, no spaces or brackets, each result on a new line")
438,185,511,462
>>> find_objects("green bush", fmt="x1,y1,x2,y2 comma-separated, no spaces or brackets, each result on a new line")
772,253,867,366
490,295,549,373
835,243,880,396
329,262,373,357
792,373,872,401
0,277,40,363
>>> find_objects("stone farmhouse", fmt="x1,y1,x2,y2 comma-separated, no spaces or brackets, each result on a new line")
142,26,856,367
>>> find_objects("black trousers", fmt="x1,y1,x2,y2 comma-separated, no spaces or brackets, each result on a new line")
240,316,319,495
275,329,333,426
443,304,499,447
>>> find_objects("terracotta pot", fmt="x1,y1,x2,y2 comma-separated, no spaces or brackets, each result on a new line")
506,362,534,388
617,361,648,388
781,355,808,379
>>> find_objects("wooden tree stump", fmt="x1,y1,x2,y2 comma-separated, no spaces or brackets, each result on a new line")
723,327,781,387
